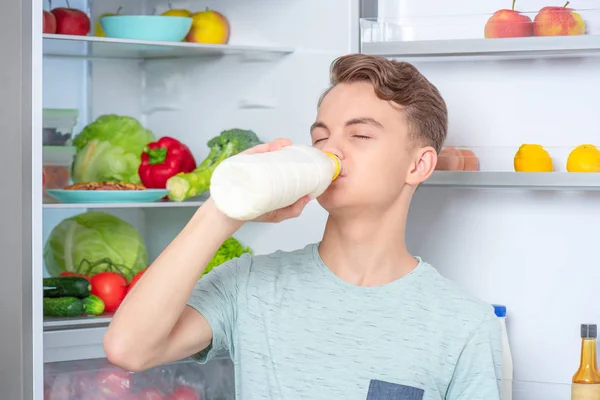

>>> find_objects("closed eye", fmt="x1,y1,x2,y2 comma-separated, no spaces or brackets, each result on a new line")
313,138,327,143
353,135,370,139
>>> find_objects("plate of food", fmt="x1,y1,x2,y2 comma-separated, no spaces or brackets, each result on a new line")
46,182,170,204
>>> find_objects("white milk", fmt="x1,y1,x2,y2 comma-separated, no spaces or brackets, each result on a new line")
210,144,342,221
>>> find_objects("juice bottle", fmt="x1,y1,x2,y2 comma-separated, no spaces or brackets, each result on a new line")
572,323,600,400
210,144,342,221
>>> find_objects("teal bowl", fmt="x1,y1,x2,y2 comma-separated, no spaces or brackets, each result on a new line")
100,15,192,42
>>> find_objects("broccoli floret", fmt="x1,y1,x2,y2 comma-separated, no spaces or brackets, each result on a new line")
166,128,262,202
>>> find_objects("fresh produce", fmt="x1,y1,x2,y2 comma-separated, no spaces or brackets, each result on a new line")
533,1,585,36
139,137,197,189
43,276,91,298
82,295,105,315
436,146,465,171
513,144,553,172
95,369,132,398
169,385,201,400
566,144,600,172
459,149,480,171
204,237,252,277
485,0,533,38
50,0,91,36
127,268,147,293
166,129,262,201
43,211,148,282
59,271,91,281
162,3,192,17
71,114,155,184
44,297,84,317
186,8,230,44
90,271,128,312
43,10,57,34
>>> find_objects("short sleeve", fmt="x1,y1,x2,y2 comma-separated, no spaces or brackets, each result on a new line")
185,253,251,363
445,309,503,400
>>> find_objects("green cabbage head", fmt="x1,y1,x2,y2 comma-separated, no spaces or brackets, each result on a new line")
44,211,148,282
71,114,155,184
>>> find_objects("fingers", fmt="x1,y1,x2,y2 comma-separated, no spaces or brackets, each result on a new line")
242,138,293,155
269,195,311,223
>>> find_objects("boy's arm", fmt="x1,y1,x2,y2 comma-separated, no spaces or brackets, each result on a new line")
103,198,242,372
445,309,504,400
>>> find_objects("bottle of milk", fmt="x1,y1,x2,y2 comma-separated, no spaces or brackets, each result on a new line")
493,304,513,400
209,144,342,221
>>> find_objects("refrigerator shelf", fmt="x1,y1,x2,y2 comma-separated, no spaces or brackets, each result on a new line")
43,34,295,61
424,171,600,190
44,314,114,330
43,199,206,209
361,34,600,60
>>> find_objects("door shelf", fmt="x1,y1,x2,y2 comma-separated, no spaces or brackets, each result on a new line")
43,34,295,60
361,34,600,60
423,171,600,190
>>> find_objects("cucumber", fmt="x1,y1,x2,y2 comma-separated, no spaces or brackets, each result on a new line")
43,297,84,317
43,277,91,299
82,295,105,315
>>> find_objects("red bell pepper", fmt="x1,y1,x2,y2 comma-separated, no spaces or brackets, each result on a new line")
138,137,197,189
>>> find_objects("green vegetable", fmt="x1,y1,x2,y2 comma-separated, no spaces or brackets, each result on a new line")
82,295,105,315
43,297,84,317
71,114,155,184
166,128,262,201
43,211,148,282
43,277,91,298
203,237,252,277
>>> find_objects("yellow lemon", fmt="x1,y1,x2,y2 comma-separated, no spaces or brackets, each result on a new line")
161,9,191,17
566,144,600,172
513,144,553,172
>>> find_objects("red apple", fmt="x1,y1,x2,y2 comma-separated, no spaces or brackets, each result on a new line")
51,1,90,36
533,1,586,36
43,10,57,34
484,0,533,38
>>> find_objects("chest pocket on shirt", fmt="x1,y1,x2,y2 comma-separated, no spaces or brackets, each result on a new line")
366,379,424,400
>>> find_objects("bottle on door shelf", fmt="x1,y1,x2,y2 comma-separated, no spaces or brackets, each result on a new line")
209,144,342,221
493,304,513,400
571,323,600,400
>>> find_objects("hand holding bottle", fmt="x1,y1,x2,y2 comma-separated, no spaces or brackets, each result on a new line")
210,137,315,225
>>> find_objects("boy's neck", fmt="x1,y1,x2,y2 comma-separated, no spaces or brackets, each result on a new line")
318,203,418,287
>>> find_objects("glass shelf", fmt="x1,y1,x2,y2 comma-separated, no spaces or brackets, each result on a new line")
423,171,600,190
43,34,294,61
43,198,206,209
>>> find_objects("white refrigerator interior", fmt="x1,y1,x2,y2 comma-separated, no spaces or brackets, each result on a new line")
33,0,600,398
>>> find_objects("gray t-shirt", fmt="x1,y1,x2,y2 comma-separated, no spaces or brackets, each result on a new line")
186,243,502,400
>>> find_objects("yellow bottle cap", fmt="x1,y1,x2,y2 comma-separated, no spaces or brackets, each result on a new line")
325,152,342,181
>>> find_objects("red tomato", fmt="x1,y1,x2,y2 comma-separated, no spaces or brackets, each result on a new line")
59,271,91,281
94,369,132,398
139,389,167,399
127,268,147,293
90,272,128,313
168,385,201,400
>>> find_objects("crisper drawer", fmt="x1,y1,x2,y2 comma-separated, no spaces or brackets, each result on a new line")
44,356,234,400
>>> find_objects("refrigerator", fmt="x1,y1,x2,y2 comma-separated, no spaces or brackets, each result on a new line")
2,0,600,398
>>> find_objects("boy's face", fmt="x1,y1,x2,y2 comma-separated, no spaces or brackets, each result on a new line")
311,81,436,214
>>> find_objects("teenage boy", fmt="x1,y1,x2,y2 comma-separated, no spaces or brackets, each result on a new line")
105,53,502,400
